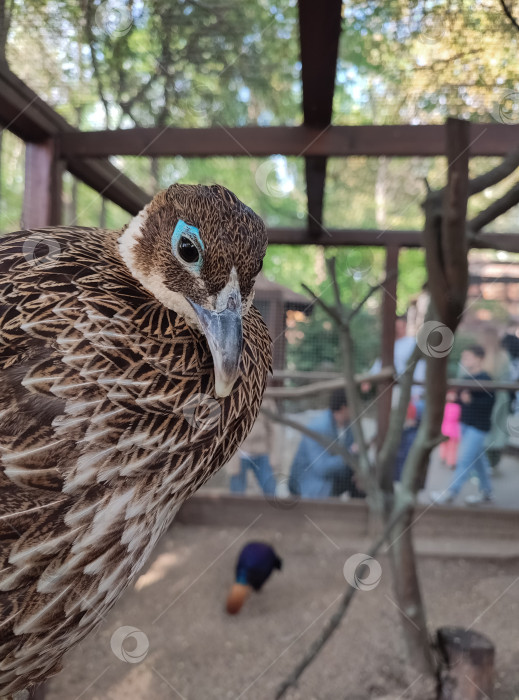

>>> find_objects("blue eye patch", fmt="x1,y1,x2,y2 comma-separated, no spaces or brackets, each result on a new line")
171,220,204,272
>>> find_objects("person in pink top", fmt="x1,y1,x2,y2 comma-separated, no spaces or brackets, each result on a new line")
440,390,461,469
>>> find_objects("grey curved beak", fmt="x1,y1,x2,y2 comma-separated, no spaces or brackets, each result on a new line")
188,292,243,398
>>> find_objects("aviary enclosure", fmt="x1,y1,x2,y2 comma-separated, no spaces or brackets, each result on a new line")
1,1,519,699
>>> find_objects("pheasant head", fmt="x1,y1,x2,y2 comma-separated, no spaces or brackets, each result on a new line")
119,183,267,397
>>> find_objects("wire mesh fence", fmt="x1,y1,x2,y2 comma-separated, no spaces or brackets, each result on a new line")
209,249,519,509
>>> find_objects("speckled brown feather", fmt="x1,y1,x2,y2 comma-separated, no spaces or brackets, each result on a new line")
0,184,271,695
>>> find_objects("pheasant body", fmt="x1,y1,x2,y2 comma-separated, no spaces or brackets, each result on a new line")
0,184,271,694
226,542,282,614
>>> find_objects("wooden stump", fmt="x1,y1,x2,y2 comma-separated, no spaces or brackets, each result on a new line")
437,627,495,700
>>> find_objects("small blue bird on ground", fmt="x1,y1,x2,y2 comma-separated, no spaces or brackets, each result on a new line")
226,542,282,614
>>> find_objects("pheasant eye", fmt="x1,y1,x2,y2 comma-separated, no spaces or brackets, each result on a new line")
172,220,204,270
178,236,200,264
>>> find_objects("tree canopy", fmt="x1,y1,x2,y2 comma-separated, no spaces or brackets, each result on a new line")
0,0,518,323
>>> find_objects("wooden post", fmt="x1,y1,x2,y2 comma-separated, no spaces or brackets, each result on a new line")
376,244,399,455
437,627,495,699
22,138,62,229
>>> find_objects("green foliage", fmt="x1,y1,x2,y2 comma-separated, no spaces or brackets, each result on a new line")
264,244,320,291
0,132,25,234
336,0,519,125
398,248,427,313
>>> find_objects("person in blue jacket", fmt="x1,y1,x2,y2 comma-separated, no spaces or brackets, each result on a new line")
289,389,364,499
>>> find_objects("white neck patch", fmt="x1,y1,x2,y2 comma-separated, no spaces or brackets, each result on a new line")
118,207,201,329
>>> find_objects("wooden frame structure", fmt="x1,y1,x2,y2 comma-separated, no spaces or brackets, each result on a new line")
1,1,519,443
0,66,149,227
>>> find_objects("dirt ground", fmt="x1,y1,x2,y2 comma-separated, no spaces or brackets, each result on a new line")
46,521,519,700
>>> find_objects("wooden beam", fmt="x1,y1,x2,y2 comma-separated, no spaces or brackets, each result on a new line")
22,139,62,228
305,156,327,235
267,227,421,246
469,275,519,284
377,246,399,457
0,68,59,142
298,0,342,235
0,65,150,215
66,158,150,216
299,0,342,126
58,124,519,159
267,227,519,251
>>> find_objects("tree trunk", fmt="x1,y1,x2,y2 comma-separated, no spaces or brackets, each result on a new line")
437,627,494,700
387,500,436,676
385,119,471,685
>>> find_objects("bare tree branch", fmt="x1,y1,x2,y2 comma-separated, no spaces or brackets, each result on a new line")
377,342,423,494
468,145,519,196
499,0,519,32
326,258,373,483
347,271,397,323
275,504,409,699
469,180,519,232
440,117,470,326
301,283,343,327
265,368,395,400
302,273,394,329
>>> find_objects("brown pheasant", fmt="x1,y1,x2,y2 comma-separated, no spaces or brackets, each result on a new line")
0,184,271,697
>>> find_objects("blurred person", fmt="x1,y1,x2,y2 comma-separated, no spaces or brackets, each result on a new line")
431,346,495,505
362,314,426,403
288,388,364,499
479,325,512,468
501,332,519,377
502,332,519,413
363,314,425,480
228,399,278,496
440,390,461,469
